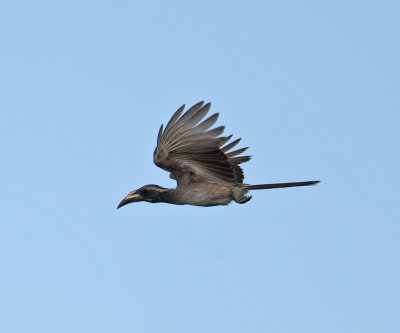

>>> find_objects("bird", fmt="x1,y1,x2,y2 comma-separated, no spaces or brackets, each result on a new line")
117,101,319,208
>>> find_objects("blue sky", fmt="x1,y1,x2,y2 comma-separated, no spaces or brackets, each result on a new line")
1,0,399,332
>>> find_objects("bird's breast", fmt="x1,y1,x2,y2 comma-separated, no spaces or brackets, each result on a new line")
174,184,233,207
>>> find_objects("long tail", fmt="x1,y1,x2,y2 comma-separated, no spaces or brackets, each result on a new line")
245,180,320,190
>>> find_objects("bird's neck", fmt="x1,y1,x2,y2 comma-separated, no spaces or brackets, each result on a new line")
155,189,177,204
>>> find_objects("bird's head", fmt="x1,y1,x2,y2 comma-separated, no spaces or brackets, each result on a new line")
117,184,168,208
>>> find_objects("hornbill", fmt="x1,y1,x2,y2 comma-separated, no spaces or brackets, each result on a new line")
118,102,319,208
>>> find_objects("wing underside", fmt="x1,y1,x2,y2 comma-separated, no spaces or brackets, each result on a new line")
154,102,251,185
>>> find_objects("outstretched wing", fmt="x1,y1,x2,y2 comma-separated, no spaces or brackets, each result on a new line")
153,101,250,186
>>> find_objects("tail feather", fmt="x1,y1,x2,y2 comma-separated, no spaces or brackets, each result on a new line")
246,180,320,190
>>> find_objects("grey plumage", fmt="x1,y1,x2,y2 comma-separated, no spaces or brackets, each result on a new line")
117,102,319,208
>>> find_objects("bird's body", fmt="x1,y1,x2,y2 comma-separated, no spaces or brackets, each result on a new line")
169,183,243,206
118,102,319,208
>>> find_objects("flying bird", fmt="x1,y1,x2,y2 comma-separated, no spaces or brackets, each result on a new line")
118,102,319,208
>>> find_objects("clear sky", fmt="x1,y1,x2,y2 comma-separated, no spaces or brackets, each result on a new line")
1,0,399,332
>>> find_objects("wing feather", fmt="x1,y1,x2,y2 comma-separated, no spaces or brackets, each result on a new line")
162,102,205,146
162,104,185,139
157,124,163,145
227,147,248,157
154,102,251,185
221,138,241,152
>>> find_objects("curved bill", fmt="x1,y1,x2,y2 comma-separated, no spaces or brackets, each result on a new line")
117,191,143,209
